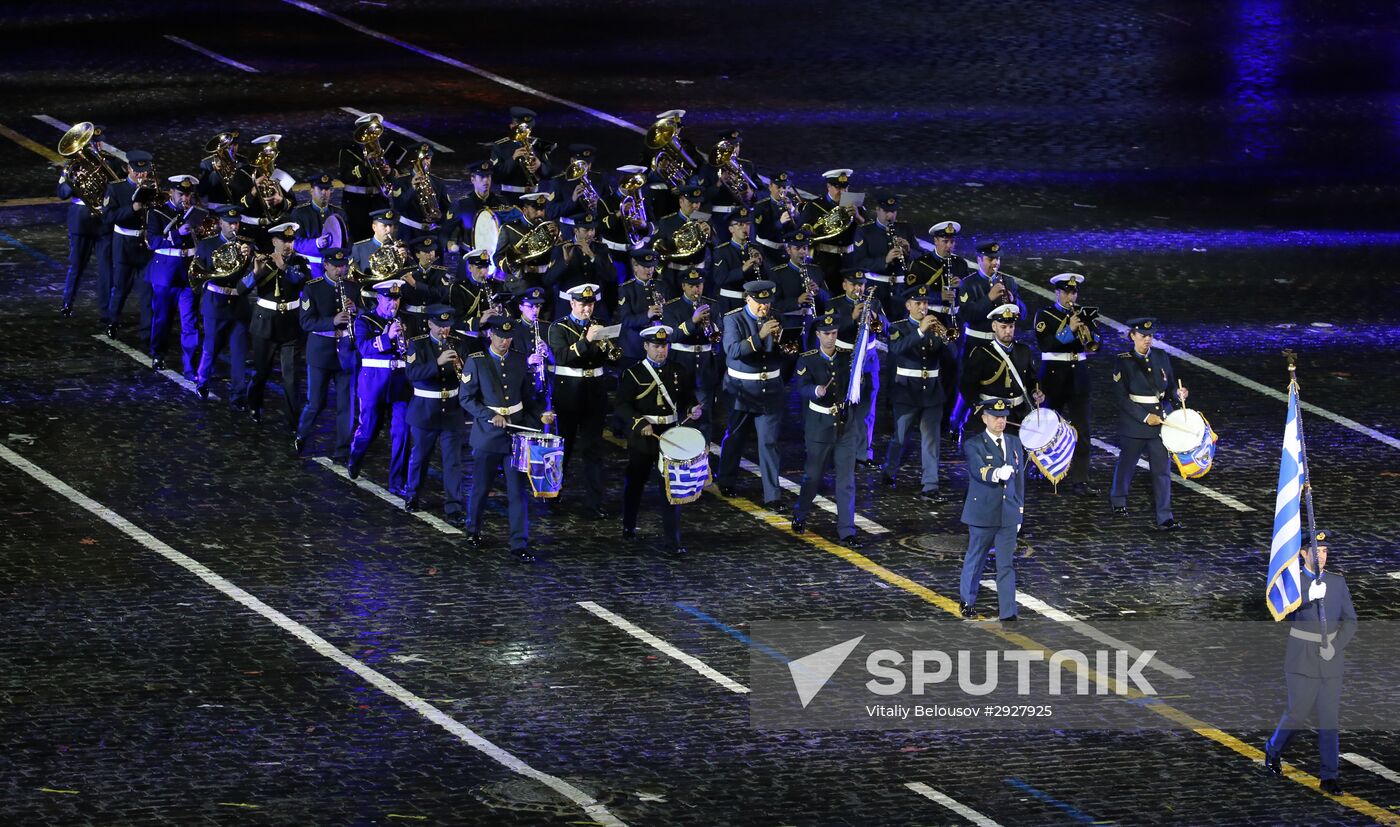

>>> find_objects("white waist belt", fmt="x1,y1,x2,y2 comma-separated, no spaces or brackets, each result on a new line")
255,298,301,311
312,329,348,338
114,225,142,237
399,216,426,230
644,414,678,424
498,184,529,193
153,247,194,257
727,367,778,381
963,327,993,340
755,236,784,250
709,205,735,213
666,260,701,270
1289,628,1339,643
413,387,458,399
1129,393,1161,404
550,366,604,378
896,367,940,379
342,185,371,194
669,342,712,353
205,284,239,296
808,402,838,415
1042,352,1087,362
815,243,853,255
239,214,263,226
929,304,952,313
719,288,745,299
862,272,903,284
360,358,404,369
490,403,524,415
402,305,427,314
302,255,323,264
601,238,630,252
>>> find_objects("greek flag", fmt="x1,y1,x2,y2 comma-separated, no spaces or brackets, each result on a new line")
1266,383,1304,621
846,322,872,406
664,457,710,505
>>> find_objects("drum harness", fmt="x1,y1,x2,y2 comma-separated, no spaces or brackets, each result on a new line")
641,361,681,427
989,342,1035,411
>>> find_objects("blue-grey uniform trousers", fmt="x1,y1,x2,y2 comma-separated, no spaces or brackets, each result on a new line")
883,402,943,492
467,450,529,551
1109,435,1173,523
717,409,782,503
959,524,1019,619
794,422,864,540
1267,673,1342,780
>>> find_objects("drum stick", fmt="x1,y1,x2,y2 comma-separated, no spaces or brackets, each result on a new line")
504,422,544,433
1160,419,1196,435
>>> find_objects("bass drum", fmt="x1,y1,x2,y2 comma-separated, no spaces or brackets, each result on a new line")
472,208,500,259
322,212,348,251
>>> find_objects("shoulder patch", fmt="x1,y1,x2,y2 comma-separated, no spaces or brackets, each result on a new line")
890,329,901,340
469,351,489,359
1035,320,1046,333
959,293,969,303
406,352,416,364
409,334,429,341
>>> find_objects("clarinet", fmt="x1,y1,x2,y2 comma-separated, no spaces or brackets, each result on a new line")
887,221,906,280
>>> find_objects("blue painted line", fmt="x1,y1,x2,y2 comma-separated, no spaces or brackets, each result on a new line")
1004,777,1099,824
0,231,62,268
674,602,791,664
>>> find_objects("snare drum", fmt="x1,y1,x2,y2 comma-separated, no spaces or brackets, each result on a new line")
1161,408,1217,479
511,433,565,498
656,426,709,505
1018,408,1078,485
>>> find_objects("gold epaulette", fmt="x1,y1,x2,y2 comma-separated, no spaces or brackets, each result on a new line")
409,334,430,341
307,277,325,285
469,351,489,359
801,348,819,357
665,296,682,305
724,307,743,316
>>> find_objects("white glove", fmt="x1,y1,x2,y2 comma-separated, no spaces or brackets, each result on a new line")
1320,642,1336,661
316,232,332,249
991,465,1013,483
1308,579,1327,601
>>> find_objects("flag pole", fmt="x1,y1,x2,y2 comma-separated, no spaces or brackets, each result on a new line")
1282,350,1321,573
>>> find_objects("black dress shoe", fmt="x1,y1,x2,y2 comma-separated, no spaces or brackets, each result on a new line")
762,499,782,510
918,490,946,504
1263,748,1281,776
840,534,865,548
881,474,897,488
196,385,209,401
249,408,262,424
105,324,117,338
791,516,806,534
719,485,736,497
403,497,419,513
516,547,537,563
59,304,72,317
150,357,165,372
292,436,306,455
588,507,611,520
999,615,1018,623
622,527,637,540
1071,482,1101,496
1320,778,1342,795
467,531,481,547
959,602,976,619
1157,518,1184,532
346,457,361,479
229,398,247,412
668,545,687,557
1111,505,1128,516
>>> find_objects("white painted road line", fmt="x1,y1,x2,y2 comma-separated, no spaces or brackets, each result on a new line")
282,0,645,134
707,447,890,535
577,601,750,694
164,35,261,73
33,115,129,162
311,457,463,536
978,580,1192,679
93,335,216,399
339,107,453,153
0,444,627,827
1342,753,1400,786
905,782,1004,827
1089,437,1255,512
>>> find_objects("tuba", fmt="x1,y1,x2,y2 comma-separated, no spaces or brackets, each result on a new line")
250,135,288,220
202,131,240,202
504,221,562,271
57,122,120,216
351,113,396,199
512,123,539,188
645,113,698,188
410,144,443,223
565,158,601,213
618,172,650,247
657,218,713,261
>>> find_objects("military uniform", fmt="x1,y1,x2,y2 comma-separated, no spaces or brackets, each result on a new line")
751,171,802,266
959,306,1040,436
1034,274,1101,490
347,280,411,496
957,244,1026,356
882,285,950,496
144,180,201,375
1109,318,1182,527
791,314,873,544
616,249,667,364
295,249,358,461
697,128,759,240
652,184,713,297
453,162,515,254
350,209,400,276
234,135,296,252
403,307,469,515
543,223,615,320
101,152,154,333
194,212,251,406
461,318,549,558
661,271,723,443
546,285,612,513
242,225,309,425
339,117,396,240
711,237,766,314
851,195,920,310
446,259,496,357
391,144,454,249
398,236,450,337
489,107,554,196
289,173,351,280
616,326,698,552
958,399,1026,621
496,192,558,285
508,288,551,399
770,229,827,357
798,169,860,295
196,129,253,209
57,133,116,315
715,280,786,504
827,272,886,458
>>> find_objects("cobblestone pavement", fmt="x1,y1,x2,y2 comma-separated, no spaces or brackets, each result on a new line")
2,1,1399,825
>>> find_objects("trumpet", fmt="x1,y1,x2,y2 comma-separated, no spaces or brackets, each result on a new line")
588,318,622,362
699,302,722,345
1068,302,1101,352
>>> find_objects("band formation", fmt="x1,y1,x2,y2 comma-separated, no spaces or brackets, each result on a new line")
51,108,1223,575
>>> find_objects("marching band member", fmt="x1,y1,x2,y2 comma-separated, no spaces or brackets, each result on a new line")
770,229,826,360
391,143,453,250
403,305,468,516
290,172,350,280
752,170,801,267
616,247,665,369
461,317,554,561
616,324,701,555
58,123,116,318
653,184,711,296
881,284,951,502
449,248,503,355
346,279,411,497
662,269,723,445
144,175,201,375
340,113,396,241
397,235,449,337
544,212,613,320
1034,273,1101,495
959,304,1043,437
489,107,552,196
101,148,154,339
799,168,863,295
1110,317,1187,531
790,312,873,547
243,222,310,427
496,191,556,285
295,247,358,462
711,206,765,314
452,159,511,253
715,279,785,507
852,193,919,311
194,206,252,408
546,284,612,518
827,269,886,463
351,208,399,275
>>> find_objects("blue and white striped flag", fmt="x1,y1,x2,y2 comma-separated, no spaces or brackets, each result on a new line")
846,322,872,406
1266,383,1305,621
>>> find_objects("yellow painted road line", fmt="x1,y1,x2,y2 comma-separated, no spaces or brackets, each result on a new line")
0,122,63,164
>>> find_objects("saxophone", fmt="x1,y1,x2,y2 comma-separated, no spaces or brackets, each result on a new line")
411,144,442,223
